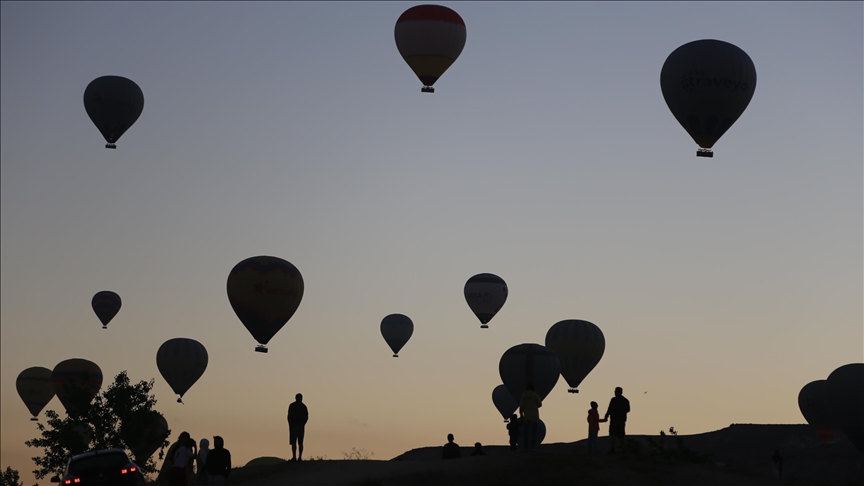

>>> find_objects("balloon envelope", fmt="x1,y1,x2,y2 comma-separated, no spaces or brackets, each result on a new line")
91,291,122,329
83,76,144,148
464,273,508,328
545,320,605,392
127,412,169,463
227,256,304,352
499,343,560,402
519,419,546,448
394,4,466,92
826,363,864,452
380,314,414,357
797,380,837,443
51,359,103,417
492,384,519,421
156,338,208,401
660,39,756,155
16,367,55,420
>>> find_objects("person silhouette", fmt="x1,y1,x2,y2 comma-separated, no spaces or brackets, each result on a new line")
442,433,461,459
471,442,486,456
519,384,542,452
195,438,210,485
159,431,191,484
772,449,783,479
287,393,309,461
604,387,630,454
506,414,521,451
205,436,231,486
587,401,607,454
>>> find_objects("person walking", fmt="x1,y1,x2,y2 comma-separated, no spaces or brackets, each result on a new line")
587,401,607,454
205,436,231,486
287,393,309,461
519,384,543,452
195,438,210,485
604,387,631,454
442,433,461,459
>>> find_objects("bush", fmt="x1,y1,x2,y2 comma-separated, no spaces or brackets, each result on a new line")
0,467,22,486
644,427,712,464
341,448,375,460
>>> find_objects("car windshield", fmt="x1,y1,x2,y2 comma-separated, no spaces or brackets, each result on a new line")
67,453,129,474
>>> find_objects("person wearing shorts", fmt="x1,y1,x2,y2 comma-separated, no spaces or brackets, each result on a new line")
604,387,630,454
287,393,309,461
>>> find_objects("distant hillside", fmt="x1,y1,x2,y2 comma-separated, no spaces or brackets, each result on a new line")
393,424,863,485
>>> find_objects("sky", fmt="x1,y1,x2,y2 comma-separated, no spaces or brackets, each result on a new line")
1,1,862,483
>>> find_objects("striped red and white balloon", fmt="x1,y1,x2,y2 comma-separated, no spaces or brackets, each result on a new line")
91,291,122,329
394,4,466,93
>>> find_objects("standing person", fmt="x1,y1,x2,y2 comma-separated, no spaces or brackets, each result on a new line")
519,384,542,452
604,387,631,454
506,414,521,452
205,436,231,486
587,401,607,454
171,438,196,486
287,393,309,461
772,449,783,479
442,433,461,459
185,439,198,486
195,438,210,485
159,432,191,484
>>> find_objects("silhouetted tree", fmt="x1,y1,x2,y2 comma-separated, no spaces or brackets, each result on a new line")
0,466,23,486
25,371,170,480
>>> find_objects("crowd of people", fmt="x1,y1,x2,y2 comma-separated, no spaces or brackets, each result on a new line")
158,432,232,486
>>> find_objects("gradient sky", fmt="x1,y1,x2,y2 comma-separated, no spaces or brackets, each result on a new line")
2,2,862,484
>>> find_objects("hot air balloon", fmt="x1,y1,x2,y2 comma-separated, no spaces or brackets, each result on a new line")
825,363,864,452
91,291,122,329
380,314,414,357
51,359,103,417
156,338,208,403
660,39,756,157
227,256,304,353
16,367,55,421
126,412,169,464
545,320,605,394
464,273,507,329
499,343,560,403
492,384,518,422
83,76,144,149
394,4,466,93
798,380,837,443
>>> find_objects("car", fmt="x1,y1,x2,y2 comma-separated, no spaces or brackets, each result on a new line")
50,448,145,486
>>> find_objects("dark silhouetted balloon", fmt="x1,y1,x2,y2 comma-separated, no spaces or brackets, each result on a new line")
127,412,169,464
464,273,507,328
394,4,466,93
16,367,55,421
660,39,756,157
91,291,122,329
545,320,605,393
380,314,414,357
227,256,304,353
797,380,837,444
83,76,144,149
156,338,208,403
492,384,518,422
826,363,864,452
499,343,560,402
51,359,103,417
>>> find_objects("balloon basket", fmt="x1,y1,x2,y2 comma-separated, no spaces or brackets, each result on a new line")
696,148,713,158
421,86,435,93
176,398,183,404
568,388,579,394
102,325,107,329
255,345,268,353
30,417,38,421
480,324,489,329
105,143,117,149
393,354,399,357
